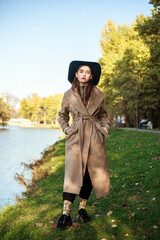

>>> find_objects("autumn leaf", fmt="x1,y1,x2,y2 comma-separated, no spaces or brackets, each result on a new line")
112,224,117,228
35,222,43,227
122,202,127,207
49,221,54,224
106,211,113,217
51,224,57,229
73,222,81,227
129,212,135,219
153,225,158,229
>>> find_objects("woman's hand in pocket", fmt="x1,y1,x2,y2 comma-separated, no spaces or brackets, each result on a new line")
66,128,74,135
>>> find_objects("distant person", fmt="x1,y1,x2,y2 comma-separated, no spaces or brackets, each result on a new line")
57,60,110,230
139,118,148,129
113,116,117,128
116,115,121,128
121,114,126,127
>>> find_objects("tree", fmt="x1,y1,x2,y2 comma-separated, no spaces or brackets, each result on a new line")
112,39,150,127
45,94,63,124
99,11,160,128
99,20,141,124
135,0,160,127
20,93,63,124
0,96,11,125
20,98,31,119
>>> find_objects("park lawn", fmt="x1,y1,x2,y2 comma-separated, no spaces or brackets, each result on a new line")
0,129,160,240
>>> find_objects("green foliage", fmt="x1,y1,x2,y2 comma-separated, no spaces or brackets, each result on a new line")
0,97,11,125
135,0,160,127
0,129,160,239
99,2,160,127
112,38,150,122
20,94,63,124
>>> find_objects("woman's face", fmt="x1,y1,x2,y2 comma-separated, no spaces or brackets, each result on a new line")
75,65,93,85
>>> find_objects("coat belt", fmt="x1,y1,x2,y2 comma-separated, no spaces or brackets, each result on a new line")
73,116,109,177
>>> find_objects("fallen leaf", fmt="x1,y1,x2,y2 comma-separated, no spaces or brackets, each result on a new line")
92,201,100,205
153,225,158,229
51,224,57,229
129,212,135,219
122,202,127,207
73,222,81,227
111,220,116,222
112,225,117,228
35,222,43,227
49,221,54,224
142,207,147,211
106,211,113,217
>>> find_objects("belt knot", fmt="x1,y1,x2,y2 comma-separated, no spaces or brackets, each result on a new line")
74,116,98,122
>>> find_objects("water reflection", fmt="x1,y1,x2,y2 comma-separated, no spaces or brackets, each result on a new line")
0,126,62,210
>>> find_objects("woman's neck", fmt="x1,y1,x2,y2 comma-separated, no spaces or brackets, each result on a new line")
79,83,88,86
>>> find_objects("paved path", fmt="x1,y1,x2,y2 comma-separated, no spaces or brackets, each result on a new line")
118,127,160,134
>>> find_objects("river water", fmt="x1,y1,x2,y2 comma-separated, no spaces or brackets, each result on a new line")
0,126,62,211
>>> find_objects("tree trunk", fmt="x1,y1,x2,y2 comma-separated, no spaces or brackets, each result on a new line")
44,111,46,125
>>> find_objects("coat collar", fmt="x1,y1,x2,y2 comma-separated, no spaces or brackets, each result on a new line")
64,86,104,116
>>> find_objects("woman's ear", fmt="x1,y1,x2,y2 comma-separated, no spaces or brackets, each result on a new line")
90,74,93,80
75,72,78,78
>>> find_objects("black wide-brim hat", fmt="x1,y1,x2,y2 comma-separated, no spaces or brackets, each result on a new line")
68,60,101,86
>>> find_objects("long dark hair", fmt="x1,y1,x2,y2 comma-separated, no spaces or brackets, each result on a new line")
71,65,94,106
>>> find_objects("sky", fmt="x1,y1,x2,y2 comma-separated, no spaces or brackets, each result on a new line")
0,0,153,104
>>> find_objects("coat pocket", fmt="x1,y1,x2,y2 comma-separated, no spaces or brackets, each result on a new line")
95,121,109,139
66,124,78,139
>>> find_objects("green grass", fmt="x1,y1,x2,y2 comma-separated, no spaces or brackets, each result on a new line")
0,129,160,240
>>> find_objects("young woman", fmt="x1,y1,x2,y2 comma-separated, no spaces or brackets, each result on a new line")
57,60,110,230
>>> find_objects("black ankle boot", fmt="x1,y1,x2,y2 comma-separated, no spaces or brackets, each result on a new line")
56,214,72,230
78,209,90,223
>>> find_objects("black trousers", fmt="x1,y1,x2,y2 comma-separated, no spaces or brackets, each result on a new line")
63,166,93,203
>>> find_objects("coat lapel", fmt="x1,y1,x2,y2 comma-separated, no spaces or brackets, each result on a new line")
86,87,104,116
65,87,104,116
65,89,88,116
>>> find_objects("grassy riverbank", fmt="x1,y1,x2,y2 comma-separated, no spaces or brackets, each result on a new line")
0,129,160,240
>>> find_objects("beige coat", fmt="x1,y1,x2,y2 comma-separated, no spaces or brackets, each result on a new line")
58,86,110,199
